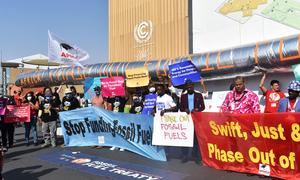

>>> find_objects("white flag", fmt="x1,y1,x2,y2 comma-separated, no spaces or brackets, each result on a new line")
48,30,89,66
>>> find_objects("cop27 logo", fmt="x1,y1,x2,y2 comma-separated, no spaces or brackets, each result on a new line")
134,20,153,44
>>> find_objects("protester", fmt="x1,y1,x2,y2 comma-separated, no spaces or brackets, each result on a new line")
23,91,39,146
153,84,177,116
220,76,260,113
277,80,300,112
129,93,143,114
108,95,127,151
259,72,286,113
180,79,205,164
141,83,157,115
91,86,106,109
0,96,15,152
39,87,60,147
70,86,79,98
61,88,80,111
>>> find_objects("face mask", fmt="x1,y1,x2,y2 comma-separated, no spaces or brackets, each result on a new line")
149,87,155,93
135,106,142,112
27,96,32,101
44,103,50,109
133,97,141,103
95,91,101,95
45,96,52,101
114,101,120,107
64,101,71,107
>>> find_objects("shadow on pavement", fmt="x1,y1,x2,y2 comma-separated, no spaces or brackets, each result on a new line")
3,165,57,180
4,147,44,159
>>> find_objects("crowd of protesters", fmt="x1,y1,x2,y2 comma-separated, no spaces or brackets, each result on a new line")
0,72,299,167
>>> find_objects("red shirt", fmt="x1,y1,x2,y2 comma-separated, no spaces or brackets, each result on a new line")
264,90,285,113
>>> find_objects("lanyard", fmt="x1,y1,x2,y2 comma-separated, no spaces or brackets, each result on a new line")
288,97,299,112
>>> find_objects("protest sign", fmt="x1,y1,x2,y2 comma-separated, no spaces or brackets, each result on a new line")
5,105,31,123
169,60,200,86
125,67,149,87
0,98,8,115
192,112,300,179
101,76,125,97
84,77,101,101
59,107,166,161
152,112,194,147
141,94,157,115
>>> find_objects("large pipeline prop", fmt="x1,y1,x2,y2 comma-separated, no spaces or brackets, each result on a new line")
16,34,300,87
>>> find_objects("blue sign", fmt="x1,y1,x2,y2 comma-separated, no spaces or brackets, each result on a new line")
59,107,166,161
84,77,101,102
142,94,157,115
169,60,201,86
35,150,187,180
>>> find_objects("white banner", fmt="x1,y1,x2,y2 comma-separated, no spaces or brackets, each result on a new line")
48,30,89,66
152,112,194,147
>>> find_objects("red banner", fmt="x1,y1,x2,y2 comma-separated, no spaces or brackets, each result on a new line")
101,76,125,97
5,105,31,123
192,112,300,180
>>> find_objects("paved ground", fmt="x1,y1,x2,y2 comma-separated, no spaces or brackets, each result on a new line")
2,126,277,180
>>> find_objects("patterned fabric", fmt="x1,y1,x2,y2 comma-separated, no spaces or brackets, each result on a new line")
288,80,300,91
220,88,260,114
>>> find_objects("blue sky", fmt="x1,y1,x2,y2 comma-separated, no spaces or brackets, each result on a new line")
0,0,108,64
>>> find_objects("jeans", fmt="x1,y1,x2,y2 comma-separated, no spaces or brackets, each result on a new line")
24,116,38,143
181,131,200,160
1,122,15,148
42,121,56,145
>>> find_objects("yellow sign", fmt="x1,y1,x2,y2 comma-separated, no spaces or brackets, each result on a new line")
125,67,149,87
219,0,267,17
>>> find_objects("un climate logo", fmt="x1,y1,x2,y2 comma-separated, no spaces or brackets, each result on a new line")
134,20,153,44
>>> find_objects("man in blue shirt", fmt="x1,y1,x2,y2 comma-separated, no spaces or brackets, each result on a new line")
180,79,205,164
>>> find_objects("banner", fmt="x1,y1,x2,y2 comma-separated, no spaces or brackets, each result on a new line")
84,77,101,101
141,93,157,115
125,67,149,87
59,107,166,161
5,105,31,123
152,112,194,147
192,112,300,179
48,30,89,66
101,77,125,97
0,98,8,115
169,60,200,86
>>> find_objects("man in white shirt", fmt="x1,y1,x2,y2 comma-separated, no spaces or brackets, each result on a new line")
153,84,177,116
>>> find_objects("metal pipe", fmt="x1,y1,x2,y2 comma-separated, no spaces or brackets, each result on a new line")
15,34,300,87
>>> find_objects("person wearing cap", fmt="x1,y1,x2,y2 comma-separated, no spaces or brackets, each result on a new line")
220,76,260,113
179,79,205,164
277,80,300,112
61,88,80,111
91,86,106,109
39,87,60,148
259,72,285,113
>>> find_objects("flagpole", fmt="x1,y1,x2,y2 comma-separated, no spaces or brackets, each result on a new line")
0,50,3,96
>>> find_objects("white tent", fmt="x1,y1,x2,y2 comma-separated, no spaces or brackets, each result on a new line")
4,54,60,70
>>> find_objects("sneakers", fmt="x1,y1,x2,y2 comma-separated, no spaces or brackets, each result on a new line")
110,147,116,151
51,141,56,147
2,147,7,153
41,143,50,148
110,147,124,151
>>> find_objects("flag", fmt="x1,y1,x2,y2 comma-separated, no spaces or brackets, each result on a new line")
48,30,89,66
